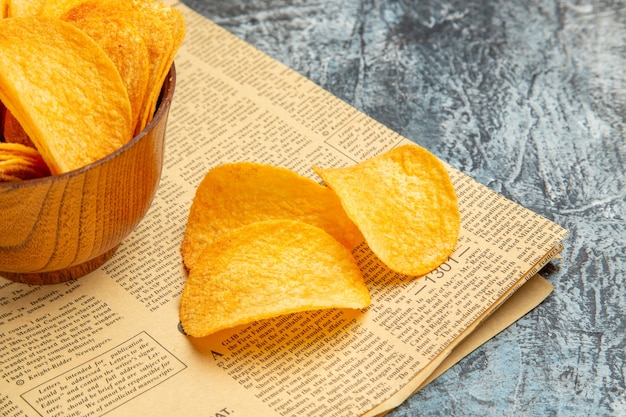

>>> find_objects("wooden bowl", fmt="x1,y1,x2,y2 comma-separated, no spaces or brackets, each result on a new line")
0,66,176,285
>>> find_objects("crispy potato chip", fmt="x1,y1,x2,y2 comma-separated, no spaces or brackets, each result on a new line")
0,162,45,180
313,144,461,276
0,173,20,181
0,17,133,174
38,0,84,17
179,220,371,337
60,0,184,134
181,162,362,271
126,0,185,131
6,0,45,17
62,15,151,134
3,110,36,148
0,141,41,157
0,142,50,180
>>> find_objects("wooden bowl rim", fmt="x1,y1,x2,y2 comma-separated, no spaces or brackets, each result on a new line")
0,64,176,190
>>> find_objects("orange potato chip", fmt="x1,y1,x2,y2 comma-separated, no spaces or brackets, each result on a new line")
313,144,461,276
60,0,184,134
6,0,45,17
0,163,44,181
0,142,50,181
3,110,36,148
181,162,362,271
179,220,371,337
127,0,185,131
62,15,151,135
0,17,133,174
38,0,84,17
0,141,41,157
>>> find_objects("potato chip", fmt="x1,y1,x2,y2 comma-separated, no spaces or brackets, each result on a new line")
179,220,371,337
0,141,38,158
38,0,83,17
60,0,184,134
1,0,9,18
181,162,362,271
313,144,461,276
3,110,36,148
62,15,151,135
0,17,133,174
6,0,45,17
0,142,50,181
127,0,185,131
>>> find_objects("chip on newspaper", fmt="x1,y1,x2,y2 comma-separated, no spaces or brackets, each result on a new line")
0,0,185,180
180,147,460,336
181,162,362,271
313,144,461,276
179,220,371,337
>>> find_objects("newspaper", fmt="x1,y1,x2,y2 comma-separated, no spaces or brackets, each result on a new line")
0,3,568,417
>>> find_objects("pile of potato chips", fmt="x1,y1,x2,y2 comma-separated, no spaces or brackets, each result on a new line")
0,0,185,180
180,144,461,337
0,142,50,181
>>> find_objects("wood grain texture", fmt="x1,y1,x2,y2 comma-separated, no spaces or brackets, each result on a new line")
181,0,625,415
0,67,175,284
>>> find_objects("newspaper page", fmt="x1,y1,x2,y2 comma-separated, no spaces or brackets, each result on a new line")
0,3,568,417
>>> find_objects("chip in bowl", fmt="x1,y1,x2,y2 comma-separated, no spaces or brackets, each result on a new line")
62,15,151,135
5,0,46,17
2,110,36,148
0,17,133,174
59,0,185,134
0,142,50,181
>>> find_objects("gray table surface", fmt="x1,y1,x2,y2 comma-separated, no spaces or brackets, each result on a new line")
180,1,625,415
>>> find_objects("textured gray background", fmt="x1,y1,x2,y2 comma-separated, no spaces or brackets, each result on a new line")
180,1,625,415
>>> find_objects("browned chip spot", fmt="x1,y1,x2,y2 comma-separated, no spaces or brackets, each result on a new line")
2,110,36,148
